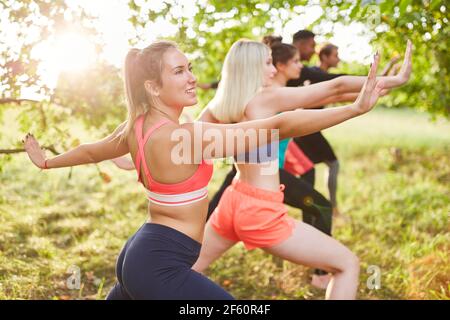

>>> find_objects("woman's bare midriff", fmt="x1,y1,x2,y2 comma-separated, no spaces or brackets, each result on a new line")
235,161,281,192
236,102,282,192
146,198,209,244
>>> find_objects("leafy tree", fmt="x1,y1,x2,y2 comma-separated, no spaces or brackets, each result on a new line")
315,0,449,118
128,0,448,118
0,0,125,171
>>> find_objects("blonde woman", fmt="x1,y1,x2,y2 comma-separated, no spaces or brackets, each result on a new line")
193,39,412,299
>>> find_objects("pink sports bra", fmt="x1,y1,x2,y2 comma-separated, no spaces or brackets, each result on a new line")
134,114,213,206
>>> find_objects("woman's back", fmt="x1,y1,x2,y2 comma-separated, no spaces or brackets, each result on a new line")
127,114,211,242
233,88,283,192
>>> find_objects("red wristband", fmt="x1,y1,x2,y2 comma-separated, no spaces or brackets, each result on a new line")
43,159,49,169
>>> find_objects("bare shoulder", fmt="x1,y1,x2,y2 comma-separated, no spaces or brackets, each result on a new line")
246,88,279,120
145,122,199,183
151,121,183,146
261,86,282,101
147,122,186,164
197,107,219,123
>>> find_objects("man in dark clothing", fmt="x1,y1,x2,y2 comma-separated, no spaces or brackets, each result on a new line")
288,30,345,87
286,30,344,219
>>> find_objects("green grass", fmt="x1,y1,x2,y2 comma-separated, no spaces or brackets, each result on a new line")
0,107,449,299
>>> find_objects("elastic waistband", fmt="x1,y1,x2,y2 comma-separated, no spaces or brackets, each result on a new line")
140,223,201,252
231,179,284,202
146,187,208,206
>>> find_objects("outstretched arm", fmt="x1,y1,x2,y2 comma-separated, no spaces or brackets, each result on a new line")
271,40,412,111
24,122,129,169
111,155,135,170
333,41,411,93
312,86,391,106
182,52,397,160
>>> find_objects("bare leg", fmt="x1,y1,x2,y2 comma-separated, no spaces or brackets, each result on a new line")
192,221,237,273
263,220,360,300
311,273,332,289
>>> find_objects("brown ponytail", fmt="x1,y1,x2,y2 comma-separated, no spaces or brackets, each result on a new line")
261,35,297,67
262,35,283,47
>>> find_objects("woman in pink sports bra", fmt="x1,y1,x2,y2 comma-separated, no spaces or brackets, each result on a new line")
192,39,412,299
23,39,409,299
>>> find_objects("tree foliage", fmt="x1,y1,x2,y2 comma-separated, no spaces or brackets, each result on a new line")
127,0,449,117
316,0,449,117
0,0,125,170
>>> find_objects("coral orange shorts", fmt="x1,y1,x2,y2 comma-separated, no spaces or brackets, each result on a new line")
210,179,295,250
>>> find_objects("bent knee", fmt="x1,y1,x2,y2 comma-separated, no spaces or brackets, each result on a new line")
342,251,360,273
332,250,360,274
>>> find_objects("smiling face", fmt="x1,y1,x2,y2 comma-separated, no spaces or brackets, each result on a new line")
293,37,316,62
149,48,198,108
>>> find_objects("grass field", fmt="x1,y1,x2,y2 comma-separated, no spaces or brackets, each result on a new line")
0,107,449,299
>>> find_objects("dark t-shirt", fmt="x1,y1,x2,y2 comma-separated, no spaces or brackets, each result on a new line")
287,66,344,87
212,66,343,89
287,66,346,109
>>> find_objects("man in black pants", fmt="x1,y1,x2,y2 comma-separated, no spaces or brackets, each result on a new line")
287,32,399,215
288,30,345,217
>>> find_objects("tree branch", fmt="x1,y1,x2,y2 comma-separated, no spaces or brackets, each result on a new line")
0,98,40,105
0,145,60,155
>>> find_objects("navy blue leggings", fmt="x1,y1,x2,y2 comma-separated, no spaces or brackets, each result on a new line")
106,223,234,300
